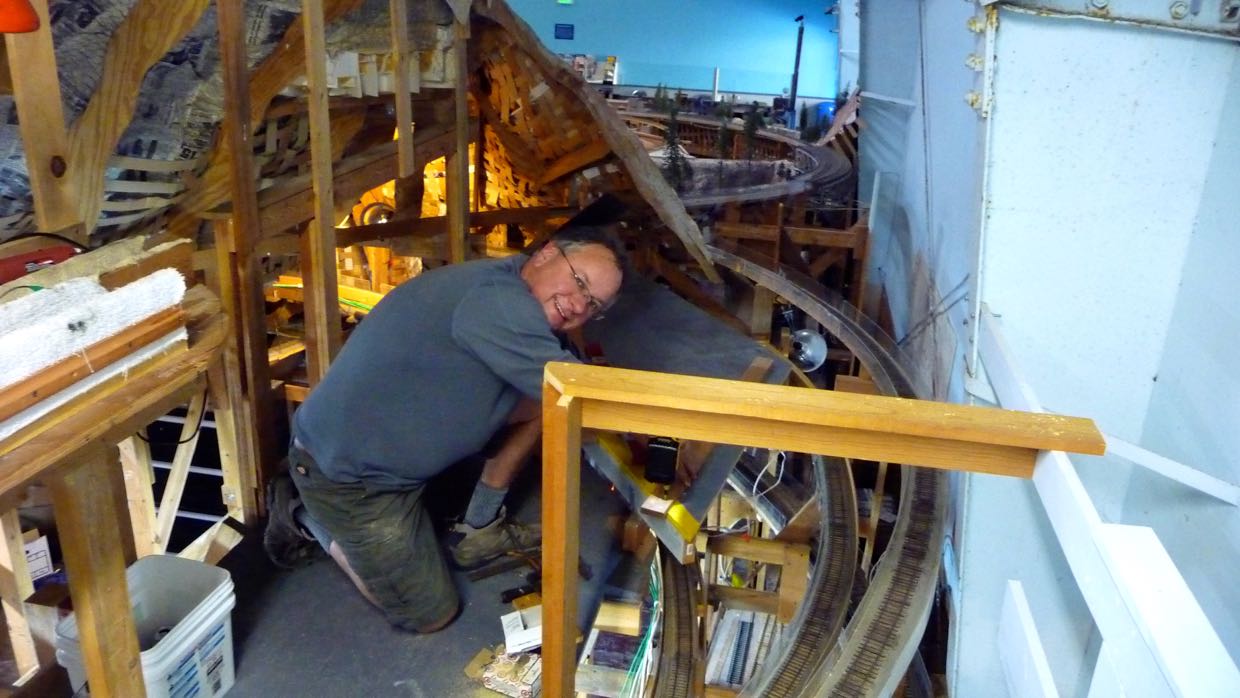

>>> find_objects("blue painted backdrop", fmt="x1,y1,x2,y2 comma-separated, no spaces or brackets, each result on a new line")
505,0,839,99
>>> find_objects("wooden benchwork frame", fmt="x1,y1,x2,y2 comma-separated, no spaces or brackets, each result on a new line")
539,361,1105,697
0,293,227,697
706,534,810,623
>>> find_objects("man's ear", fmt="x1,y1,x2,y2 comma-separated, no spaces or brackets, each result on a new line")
530,244,558,266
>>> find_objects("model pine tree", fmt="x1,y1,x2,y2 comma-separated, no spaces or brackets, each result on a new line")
743,101,762,168
661,107,693,193
716,115,733,187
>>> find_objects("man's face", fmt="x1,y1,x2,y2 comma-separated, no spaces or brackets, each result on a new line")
521,243,622,331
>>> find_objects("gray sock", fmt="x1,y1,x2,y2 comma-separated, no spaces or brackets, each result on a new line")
295,507,332,552
464,481,508,528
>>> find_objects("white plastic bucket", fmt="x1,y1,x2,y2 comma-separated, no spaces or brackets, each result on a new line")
55,555,236,698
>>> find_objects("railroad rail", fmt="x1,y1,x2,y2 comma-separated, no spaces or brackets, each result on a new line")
650,244,947,697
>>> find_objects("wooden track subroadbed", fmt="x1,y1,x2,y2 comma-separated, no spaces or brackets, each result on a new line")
654,245,947,698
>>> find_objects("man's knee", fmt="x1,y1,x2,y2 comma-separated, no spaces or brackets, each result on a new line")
388,589,461,634
507,396,540,425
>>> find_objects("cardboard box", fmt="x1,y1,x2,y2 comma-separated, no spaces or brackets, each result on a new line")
500,605,542,654
22,529,53,581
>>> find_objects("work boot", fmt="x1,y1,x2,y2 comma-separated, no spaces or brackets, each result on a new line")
447,506,541,570
262,472,321,569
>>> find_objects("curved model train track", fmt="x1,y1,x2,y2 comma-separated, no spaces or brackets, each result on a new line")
616,110,854,210
654,245,947,697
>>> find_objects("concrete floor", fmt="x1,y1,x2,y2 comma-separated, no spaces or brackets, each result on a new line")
221,462,628,697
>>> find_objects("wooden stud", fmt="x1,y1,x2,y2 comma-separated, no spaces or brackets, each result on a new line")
474,120,487,212
0,509,38,681
154,391,209,551
860,461,888,575
118,434,160,557
3,0,80,234
178,517,244,565
301,0,342,383
747,285,776,339
774,498,821,545
48,444,146,698
541,384,582,698
446,21,471,263
258,123,456,237
67,0,211,234
216,0,280,491
206,360,252,521
389,0,415,178
169,0,367,229
808,248,847,278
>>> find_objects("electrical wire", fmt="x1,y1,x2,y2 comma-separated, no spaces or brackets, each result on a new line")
7,232,87,250
0,285,42,301
137,388,209,445
751,450,786,499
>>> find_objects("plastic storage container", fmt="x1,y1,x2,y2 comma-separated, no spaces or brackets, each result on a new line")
56,555,236,698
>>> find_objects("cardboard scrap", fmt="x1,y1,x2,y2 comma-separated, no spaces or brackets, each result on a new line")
481,651,541,698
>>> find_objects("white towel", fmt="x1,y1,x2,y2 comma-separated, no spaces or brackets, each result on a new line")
0,268,187,390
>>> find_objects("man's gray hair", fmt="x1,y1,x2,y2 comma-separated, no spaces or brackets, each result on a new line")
551,226,625,275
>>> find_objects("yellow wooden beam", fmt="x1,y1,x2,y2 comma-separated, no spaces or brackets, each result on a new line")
541,385,581,698
544,362,1105,464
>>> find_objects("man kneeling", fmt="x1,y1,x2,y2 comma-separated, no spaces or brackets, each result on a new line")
264,228,624,632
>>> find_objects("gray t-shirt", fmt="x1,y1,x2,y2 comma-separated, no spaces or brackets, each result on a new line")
292,255,576,486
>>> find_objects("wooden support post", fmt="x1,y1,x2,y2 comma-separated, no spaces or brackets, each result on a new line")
850,221,870,315
118,434,160,556
3,0,80,235
474,118,487,212
67,0,210,235
216,0,279,495
48,445,145,698
0,509,39,681
775,498,821,545
154,392,208,551
860,461,887,575
446,21,471,263
206,359,253,521
178,518,244,566
747,285,776,339
541,383,582,698
301,0,342,383
389,0,415,178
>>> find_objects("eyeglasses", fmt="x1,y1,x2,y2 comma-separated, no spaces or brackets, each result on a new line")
556,245,608,318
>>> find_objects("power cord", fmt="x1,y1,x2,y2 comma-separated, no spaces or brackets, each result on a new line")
0,284,43,301
751,450,786,499
137,388,209,445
